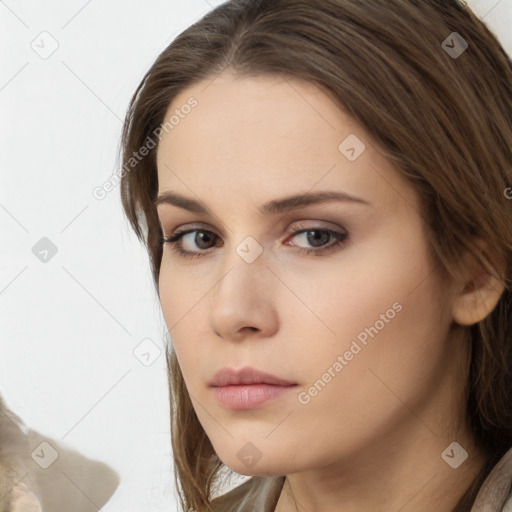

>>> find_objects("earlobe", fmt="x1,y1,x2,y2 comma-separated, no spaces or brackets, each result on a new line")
451,245,507,326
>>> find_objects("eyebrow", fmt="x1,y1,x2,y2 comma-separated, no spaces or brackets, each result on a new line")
154,190,371,216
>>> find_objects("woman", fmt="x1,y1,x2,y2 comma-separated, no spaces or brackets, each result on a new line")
119,1,512,511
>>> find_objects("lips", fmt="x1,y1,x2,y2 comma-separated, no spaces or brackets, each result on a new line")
208,366,296,387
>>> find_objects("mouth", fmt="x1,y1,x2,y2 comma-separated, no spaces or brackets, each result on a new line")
211,383,298,410
208,366,298,410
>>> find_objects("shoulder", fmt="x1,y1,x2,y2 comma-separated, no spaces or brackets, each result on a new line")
471,447,512,511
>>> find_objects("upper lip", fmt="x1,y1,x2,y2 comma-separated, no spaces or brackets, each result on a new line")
208,366,297,387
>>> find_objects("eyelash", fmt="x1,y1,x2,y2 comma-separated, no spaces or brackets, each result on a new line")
161,223,348,260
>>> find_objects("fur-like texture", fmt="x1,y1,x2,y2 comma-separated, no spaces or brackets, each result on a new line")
0,395,42,511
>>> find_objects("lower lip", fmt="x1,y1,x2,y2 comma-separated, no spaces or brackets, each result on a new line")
211,384,297,410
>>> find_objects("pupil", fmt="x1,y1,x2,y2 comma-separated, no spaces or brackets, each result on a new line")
307,230,329,247
196,231,213,249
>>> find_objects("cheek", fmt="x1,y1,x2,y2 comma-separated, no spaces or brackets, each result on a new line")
158,264,204,372
289,284,447,445
296,260,446,409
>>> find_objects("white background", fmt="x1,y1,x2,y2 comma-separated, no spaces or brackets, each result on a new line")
1,1,511,511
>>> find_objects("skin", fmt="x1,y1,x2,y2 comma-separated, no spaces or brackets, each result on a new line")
155,72,504,512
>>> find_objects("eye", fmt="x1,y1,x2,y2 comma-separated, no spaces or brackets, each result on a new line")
161,222,348,259
162,228,221,259
286,223,348,256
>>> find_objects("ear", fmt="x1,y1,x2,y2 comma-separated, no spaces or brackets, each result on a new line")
451,242,506,326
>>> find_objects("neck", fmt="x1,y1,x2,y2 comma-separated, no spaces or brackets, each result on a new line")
274,426,487,512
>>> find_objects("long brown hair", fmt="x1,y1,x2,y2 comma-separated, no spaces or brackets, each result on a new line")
119,1,512,510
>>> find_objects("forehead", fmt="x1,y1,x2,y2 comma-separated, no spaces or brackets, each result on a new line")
157,73,348,168
155,72,418,214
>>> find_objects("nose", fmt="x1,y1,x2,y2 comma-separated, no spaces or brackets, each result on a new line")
208,245,279,341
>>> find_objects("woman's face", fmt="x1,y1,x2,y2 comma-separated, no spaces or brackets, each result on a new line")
155,72,464,476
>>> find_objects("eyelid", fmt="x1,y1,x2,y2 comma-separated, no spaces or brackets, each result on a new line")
163,222,221,239
288,220,347,234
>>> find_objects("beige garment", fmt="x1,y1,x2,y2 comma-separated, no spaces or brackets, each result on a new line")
0,393,119,512
470,447,512,511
